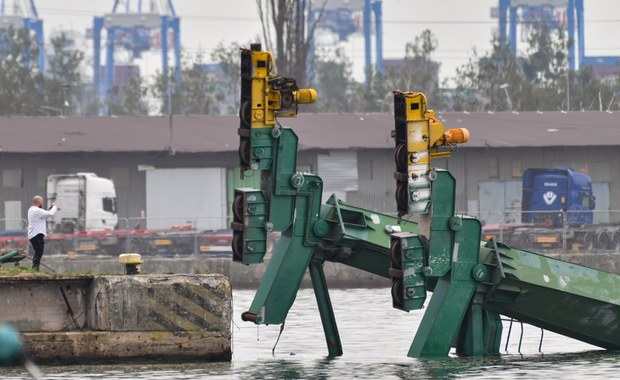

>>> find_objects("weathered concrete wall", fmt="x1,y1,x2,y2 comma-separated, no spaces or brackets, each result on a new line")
23,331,230,364
88,275,230,335
0,274,232,364
44,256,391,289
0,277,91,332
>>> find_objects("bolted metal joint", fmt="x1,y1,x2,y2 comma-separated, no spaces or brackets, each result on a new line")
291,172,305,189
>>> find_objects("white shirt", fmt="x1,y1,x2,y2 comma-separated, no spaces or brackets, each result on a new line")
27,205,57,239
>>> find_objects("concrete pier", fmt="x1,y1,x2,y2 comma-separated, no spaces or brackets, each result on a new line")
0,274,231,364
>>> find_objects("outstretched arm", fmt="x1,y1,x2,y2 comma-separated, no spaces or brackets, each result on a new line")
33,205,57,218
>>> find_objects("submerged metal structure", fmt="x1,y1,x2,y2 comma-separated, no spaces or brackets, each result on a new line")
232,44,620,357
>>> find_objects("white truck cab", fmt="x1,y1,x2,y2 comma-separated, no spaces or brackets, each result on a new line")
46,173,118,233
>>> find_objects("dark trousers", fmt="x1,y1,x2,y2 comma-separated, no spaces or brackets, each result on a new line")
29,233,45,270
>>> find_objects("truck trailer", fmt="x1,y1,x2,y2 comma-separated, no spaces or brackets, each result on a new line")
482,167,620,252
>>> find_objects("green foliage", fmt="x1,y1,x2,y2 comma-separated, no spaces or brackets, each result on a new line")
105,76,149,116
45,32,85,115
47,33,84,83
359,68,389,112
210,41,246,114
451,23,619,112
0,27,45,116
150,51,224,115
0,264,44,277
384,29,444,109
314,48,355,112
452,39,523,111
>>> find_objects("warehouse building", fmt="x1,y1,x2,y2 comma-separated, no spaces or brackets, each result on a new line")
0,111,618,230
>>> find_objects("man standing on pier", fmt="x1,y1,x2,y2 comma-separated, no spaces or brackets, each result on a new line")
27,195,57,271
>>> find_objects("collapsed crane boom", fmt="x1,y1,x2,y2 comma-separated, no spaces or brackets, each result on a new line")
232,45,620,358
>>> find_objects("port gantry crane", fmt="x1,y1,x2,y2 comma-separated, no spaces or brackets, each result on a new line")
231,44,620,358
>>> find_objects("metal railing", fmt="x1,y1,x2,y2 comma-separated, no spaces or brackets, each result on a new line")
0,216,238,258
471,209,620,253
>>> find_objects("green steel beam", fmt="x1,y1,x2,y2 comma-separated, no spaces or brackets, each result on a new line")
482,241,620,350
309,260,343,358
317,197,418,278
408,276,476,357
243,229,316,324
408,216,483,357
455,294,503,356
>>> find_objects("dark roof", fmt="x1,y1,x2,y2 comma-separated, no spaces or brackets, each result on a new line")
0,111,618,153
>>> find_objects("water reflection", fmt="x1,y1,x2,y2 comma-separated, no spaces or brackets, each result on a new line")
1,288,617,379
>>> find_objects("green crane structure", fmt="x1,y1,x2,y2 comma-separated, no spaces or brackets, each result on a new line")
232,44,620,358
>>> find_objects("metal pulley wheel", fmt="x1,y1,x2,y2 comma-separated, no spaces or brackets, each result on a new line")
232,232,244,261
239,101,251,128
391,280,404,306
395,182,408,212
390,239,402,270
238,138,250,167
395,143,408,172
233,194,245,222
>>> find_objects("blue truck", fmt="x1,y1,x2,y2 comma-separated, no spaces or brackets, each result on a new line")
483,168,620,252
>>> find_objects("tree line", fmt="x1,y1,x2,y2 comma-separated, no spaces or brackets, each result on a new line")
0,14,618,116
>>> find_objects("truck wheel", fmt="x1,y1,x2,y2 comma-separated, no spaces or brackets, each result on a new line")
612,234,620,252
583,233,596,253
516,234,531,249
596,233,611,252
46,241,63,256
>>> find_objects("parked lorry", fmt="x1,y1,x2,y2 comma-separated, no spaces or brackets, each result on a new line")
482,167,620,252
0,173,233,257
47,173,118,234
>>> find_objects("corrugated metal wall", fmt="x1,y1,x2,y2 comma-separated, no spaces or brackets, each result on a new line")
347,149,395,214
317,151,358,203
146,168,227,230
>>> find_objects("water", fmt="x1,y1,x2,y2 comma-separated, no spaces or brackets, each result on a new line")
2,288,618,379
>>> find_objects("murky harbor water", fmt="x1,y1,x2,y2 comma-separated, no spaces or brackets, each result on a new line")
1,288,617,379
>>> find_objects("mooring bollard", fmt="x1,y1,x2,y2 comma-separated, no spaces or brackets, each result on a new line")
119,253,142,275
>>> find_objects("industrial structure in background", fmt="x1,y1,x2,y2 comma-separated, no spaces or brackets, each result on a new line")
0,0,44,74
495,0,620,73
92,0,180,114
309,0,383,83
232,44,620,358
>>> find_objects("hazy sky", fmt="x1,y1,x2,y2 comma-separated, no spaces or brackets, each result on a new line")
31,0,620,81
